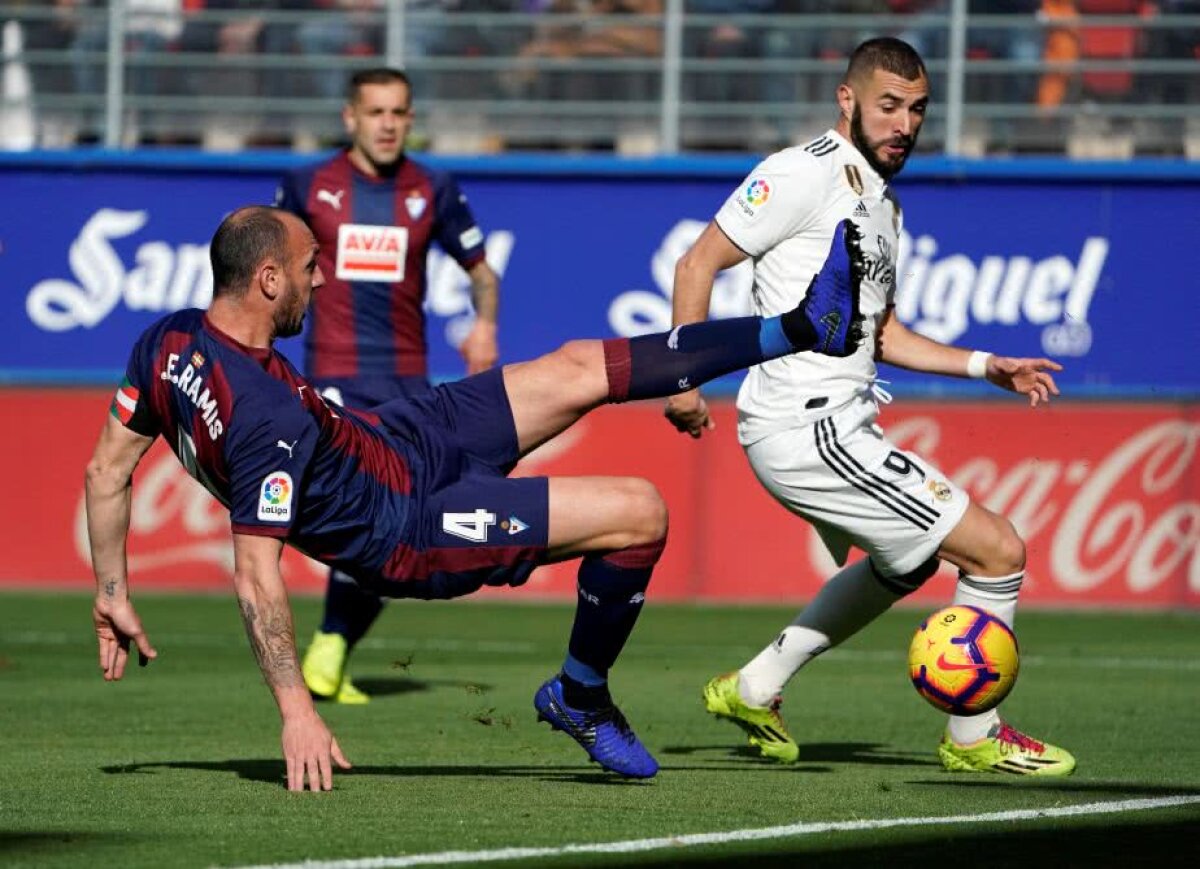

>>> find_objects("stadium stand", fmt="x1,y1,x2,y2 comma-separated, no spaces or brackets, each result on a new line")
1,1,1197,155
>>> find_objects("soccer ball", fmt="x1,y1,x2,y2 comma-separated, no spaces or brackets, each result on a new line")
908,605,1019,715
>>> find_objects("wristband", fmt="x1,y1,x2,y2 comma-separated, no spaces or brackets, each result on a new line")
967,350,991,379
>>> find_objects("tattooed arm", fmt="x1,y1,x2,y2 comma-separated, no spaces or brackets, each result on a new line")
232,533,351,791
86,414,159,681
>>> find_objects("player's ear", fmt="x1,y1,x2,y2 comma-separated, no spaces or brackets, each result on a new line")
257,259,281,301
836,82,855,123
341,102,356,137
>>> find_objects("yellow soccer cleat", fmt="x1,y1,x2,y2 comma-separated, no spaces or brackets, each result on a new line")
939,722,1076,776
302,630,370,704
703,672,799,763
334,675,370,705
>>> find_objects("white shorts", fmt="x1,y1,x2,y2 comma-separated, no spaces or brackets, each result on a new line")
743,394,969,577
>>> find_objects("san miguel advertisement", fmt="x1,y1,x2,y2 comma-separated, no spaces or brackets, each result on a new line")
1,391,1196,608
1,158,1197,397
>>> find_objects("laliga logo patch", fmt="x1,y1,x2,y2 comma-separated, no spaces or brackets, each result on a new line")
745,178,771,206
258,471,294,521
735,177,771,220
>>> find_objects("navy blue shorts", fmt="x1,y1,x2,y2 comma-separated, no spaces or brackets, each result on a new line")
370,368,550,601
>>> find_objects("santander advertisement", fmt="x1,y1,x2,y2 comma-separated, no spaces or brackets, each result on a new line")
0,161,1193,396
2,391,1195,608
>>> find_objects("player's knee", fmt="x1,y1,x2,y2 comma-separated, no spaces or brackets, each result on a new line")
989,516,1026,575
551,339,608,400
619,477,669,546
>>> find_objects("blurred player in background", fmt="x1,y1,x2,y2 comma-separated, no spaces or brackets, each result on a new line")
86,205,866,791
664,37,1076,776
275,67,501,705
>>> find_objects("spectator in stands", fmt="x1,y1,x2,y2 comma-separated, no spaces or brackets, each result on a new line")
295,1,448,102
508,0,662,101
685,0,773,105
1151,0,1200,104
966,0,1043,139
296,1,383,102
71,0,182,142
10,0,81,145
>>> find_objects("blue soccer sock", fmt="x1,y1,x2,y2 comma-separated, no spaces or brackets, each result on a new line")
602,313,817,403
319,570,386,650
562,538,664,691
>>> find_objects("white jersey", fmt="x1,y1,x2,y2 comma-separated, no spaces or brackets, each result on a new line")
714,129,902,446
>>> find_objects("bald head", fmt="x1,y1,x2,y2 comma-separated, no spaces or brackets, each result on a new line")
210,206,295,298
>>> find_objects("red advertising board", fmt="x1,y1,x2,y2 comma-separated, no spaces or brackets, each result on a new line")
3,388,1196,608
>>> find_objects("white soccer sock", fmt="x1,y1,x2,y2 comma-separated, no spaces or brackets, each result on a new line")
738,559,903,707
947,570,1023,744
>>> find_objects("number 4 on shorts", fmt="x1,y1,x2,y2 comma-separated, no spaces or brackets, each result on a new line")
442,509,497,542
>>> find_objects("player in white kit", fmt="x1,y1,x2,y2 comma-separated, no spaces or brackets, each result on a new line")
665,37,1075,776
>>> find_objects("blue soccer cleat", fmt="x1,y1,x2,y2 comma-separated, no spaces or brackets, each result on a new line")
534,675,659,779
798,219,868,357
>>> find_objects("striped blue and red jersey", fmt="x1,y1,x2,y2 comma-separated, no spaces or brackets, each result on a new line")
275,151,487,379
114,309,421,582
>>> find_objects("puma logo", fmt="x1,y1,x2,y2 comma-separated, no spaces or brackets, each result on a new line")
316,188,344,211
667,325,682,350
276,439,298,458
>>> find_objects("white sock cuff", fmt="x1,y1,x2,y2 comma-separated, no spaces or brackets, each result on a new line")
957,570,1024,600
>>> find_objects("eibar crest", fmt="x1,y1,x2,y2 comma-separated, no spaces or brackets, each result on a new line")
843,164,864,196
405,190,427,220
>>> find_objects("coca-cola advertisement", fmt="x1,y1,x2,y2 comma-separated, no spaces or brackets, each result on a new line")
3,389,1195,608
1,155,1196,398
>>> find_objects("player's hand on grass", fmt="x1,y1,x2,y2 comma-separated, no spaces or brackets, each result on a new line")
460,320,499,375
665,388,714,439
93,597,157,681
985,356,1063,407
282,712,352,792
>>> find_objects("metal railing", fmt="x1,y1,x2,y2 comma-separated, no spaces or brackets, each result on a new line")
2,1,1197,157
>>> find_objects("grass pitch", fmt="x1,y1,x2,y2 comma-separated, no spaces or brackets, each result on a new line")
2,591,1198,868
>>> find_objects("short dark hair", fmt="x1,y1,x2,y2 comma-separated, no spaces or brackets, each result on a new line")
844,37,926,85
210,206,290,297
347,67,411,104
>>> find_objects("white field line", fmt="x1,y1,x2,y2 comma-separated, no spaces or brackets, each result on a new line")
224,795,1200,869
4,630,1198,672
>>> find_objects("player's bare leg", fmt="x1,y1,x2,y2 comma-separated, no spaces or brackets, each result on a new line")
531,475,668,779
936,502,1076,775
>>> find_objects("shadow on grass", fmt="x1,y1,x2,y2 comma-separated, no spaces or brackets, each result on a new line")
99,759,665,787
662,741,930,769
596,819,1200,867
308,676,498,699
0,831,139,858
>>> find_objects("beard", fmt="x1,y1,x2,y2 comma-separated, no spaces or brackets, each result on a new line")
274,291,307,338
850,105,915,180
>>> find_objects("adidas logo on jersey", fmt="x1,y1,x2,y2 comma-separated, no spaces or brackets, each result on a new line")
853,200,870,218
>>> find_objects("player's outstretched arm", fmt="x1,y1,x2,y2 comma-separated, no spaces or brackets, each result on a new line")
85,415,159,681
232,533,351,792
876,309,1062,406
